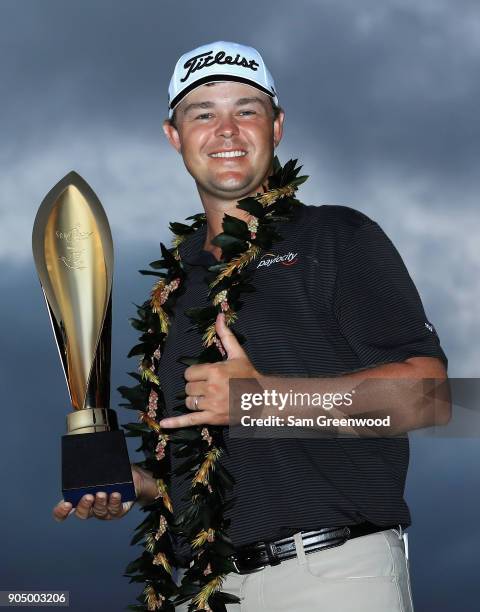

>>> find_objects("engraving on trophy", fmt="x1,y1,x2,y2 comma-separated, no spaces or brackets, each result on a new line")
56,223,93,243
56,223,93,270
59,250,86,270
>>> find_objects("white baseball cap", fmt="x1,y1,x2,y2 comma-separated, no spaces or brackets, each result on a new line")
167,41,279,118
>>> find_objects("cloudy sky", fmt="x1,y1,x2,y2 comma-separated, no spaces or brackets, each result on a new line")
1,1,479,610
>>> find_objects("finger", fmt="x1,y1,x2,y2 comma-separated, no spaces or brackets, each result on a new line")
215,313,246,359
184,363,211,382
185,394,206,411
122,500,135,513
74,494,95,519
159,412,208,428
107,492,123,517
131,466,144,497
185,381,207,397
53,500,73,522
92,492,109,518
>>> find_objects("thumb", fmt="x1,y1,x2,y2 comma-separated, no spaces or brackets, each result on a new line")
215,313,246,359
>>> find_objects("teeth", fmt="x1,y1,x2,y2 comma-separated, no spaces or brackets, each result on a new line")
210,150,247,158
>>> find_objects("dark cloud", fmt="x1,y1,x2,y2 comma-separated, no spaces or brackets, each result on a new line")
1,0,479,193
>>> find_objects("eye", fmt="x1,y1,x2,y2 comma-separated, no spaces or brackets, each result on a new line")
195,113,214,120
239,110,256,116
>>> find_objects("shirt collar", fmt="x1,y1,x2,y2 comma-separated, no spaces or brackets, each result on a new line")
177,224,218,267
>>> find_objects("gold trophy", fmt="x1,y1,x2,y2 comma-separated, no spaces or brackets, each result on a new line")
32,172,135,506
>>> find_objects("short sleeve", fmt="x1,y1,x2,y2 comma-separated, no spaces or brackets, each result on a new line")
333,220,448,370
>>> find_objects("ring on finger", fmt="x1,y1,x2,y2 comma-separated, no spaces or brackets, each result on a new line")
193,395,199,411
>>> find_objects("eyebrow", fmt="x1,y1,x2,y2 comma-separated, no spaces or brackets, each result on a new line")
181,101,215,115
236,96,268,108
181,96,268,116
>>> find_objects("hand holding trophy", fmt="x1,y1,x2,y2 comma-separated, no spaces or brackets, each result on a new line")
32,172,137,519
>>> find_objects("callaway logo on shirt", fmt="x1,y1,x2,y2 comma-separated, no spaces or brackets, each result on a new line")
181,50,260,82
256,252,298,268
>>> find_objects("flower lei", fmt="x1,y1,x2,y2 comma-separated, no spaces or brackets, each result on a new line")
119,157,307,611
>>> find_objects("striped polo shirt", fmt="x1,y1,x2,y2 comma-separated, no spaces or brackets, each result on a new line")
157,203,448,566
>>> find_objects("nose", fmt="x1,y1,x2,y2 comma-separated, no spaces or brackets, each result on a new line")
214,113,239,139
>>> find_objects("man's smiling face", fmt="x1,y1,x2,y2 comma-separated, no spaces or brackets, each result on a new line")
163,81,284,201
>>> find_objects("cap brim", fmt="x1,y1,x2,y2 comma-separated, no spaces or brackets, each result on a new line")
169,73,276,116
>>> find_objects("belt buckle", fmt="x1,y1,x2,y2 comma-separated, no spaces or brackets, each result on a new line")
231,557,241,573
230,555,265,575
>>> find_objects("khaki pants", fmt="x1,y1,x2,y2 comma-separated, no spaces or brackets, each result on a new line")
175,529,414,611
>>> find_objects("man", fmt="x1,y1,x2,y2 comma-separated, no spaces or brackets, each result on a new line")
53,41,449,611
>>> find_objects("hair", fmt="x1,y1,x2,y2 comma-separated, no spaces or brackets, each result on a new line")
167,87,283,130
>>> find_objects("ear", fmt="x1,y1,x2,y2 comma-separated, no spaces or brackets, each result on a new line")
162,119,182,153
273,109,285,149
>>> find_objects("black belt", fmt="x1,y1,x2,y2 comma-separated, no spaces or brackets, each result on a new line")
229,523,400,574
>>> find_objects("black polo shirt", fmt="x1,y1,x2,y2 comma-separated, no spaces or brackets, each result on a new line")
157,203,448,566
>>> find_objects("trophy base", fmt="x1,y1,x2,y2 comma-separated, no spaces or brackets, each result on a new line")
62,430,136,507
